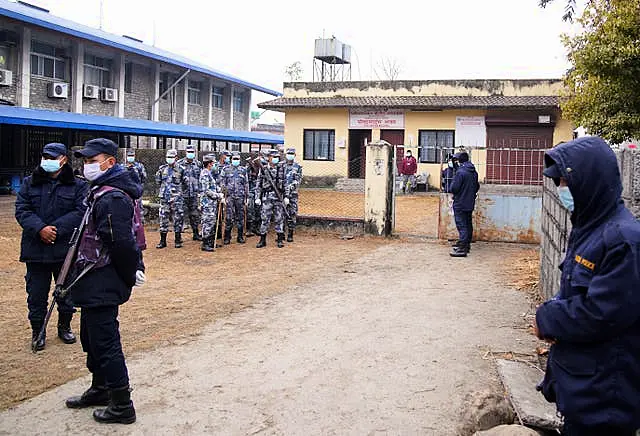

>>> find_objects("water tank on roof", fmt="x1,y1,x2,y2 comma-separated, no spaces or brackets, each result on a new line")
342,44,351,63
314,38,345,62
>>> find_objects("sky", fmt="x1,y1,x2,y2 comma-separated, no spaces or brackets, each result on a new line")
27,0,577,124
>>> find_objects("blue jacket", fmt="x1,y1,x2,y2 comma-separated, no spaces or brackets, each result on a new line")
450,161,479,211
70,165,143,308
537,137,640,429
15,164,88,263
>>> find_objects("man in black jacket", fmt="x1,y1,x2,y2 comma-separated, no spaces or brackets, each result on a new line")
15,143,88,351
449,152,480,258
65,138,144,425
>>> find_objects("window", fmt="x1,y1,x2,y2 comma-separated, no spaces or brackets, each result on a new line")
31,41,66,80
212,86,224,109
418,130,455,163
84,54,112,87
233,90,244,112
229,142,240,152
303,129,335,161
124,62,133,93
188,80,202,105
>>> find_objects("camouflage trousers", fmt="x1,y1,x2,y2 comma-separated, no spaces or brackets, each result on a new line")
200,202,219,238
225,196,245,231
247,192,260,230
159,197,184,233
286,194,299,230
260,193,284,234
183,196,200,229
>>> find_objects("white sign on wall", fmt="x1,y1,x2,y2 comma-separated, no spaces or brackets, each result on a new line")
455,116,486,148
349,110,405,129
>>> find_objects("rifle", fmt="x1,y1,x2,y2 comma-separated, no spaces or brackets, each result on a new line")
33,204,92,353
254,158,290,219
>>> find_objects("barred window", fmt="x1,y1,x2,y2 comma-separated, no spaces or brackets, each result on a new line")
233,90,244,112
84,54,112,87
212,87,224,109
303,129,335,161
418,130,454,163
31,41,66,80
188,80,202,105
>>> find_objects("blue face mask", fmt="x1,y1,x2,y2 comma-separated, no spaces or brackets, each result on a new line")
557,186,574,212
232,159,240,167
186,152,196,160
225,157,230,164
448,162,454,168
272,157,279,165
40,158,61,173
126,156,135,163
286,154,295,162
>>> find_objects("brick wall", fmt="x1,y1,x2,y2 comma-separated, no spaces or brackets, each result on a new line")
211,108,227,128
83,98,116,117
0,76,18,104
188,104,206,126
540,148,640,300
233,111,247,130
30,77,71,112
124,63,153,120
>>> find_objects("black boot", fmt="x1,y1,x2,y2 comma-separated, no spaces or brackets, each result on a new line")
201,235,214,252
93,386,136,425
223,228,232,245
192,226,201,241
30,320,45,352
174,232,183,248
245,225,255,237
237,227,246,244
277,232,285,248
66,374,109,409
450,244,469,258
287,228,294,243
57,313,76,344
156,232,167,249
256,233,267,248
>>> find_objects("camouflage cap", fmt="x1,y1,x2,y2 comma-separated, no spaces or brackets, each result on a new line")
286,148,296,154
220,150,231,156
203,153,216,163
126,148,136,156
185,144,196,152
166,149,178,158
259,149,270,157
231,151,241,158
269,149,281,157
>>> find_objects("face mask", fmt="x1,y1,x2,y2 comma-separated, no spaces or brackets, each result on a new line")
448,162,454,168
232,159,240,167
126,156,135,163
286,154,295,161
83,160,109,181
225,157,230,164
186,152,196,160
407,154,412,158
272,158,279,165
557,186,574,212
166,157,175,165
40,158,61,173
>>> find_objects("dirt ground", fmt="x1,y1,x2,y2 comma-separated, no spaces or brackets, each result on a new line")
299,189,440,236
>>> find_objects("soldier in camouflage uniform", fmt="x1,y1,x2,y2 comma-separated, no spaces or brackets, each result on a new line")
255,149,287,248
245,151,260,237
220,151,249,245
199,154,223,252
125,148,147,224
213,150,230,241
177,144,203,241
155,149,184,248
284,147,303,242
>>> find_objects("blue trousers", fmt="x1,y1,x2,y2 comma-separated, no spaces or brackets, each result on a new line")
25,262,75,323
454,210,473,245
562,421,636,436
80,306,129,389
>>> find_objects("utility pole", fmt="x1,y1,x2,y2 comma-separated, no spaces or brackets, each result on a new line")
99,0,104,30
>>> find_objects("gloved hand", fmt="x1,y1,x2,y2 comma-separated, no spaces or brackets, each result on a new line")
220,196,226,205
135,270,146,287
255,198,261,206
284,197,290,206
245,198,249,207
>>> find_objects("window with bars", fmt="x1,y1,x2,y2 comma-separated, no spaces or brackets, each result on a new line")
233,90,244,112
188,80,202,105
212,86,224,109
84,54,112,87
418,130,455,163
30,41,67,80
303,129,335,161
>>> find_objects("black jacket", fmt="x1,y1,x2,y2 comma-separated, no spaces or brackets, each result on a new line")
15,164,88,263
70,165,143,308
450,161,480,212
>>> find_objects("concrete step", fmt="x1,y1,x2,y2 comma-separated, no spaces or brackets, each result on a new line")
335,177,365,192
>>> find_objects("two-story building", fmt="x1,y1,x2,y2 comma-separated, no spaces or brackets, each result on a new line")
0,0,283,180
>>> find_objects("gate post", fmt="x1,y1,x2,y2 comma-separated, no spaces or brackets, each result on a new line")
364,140,394,236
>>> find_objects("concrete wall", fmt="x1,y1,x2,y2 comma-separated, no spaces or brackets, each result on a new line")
83,98,116,117
124,63,153,120
540,148,640,300
438,185,543,243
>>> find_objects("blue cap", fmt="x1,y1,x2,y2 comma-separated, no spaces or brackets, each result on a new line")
74,138,118,158
42,142,67,158
286,148,296,154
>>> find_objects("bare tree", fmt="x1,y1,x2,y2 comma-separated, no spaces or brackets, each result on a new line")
284,61,303,81
375,57,402,81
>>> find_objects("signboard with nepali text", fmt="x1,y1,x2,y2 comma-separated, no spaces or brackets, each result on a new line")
349,110,405,129
455,116,486,148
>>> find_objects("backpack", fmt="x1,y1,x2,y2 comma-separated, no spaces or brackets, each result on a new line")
94,186,147,251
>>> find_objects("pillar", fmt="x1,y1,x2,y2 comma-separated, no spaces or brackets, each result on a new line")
227,84,234,130
364,140,395,236
17,26,30,107
71,41,84,114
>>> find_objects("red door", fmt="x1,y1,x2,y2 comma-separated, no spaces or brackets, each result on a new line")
381,130,405,174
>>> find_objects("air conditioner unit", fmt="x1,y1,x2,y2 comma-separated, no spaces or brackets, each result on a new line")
83,84,99,99
0,69,12,86
101,88,118,102
47,82,68,98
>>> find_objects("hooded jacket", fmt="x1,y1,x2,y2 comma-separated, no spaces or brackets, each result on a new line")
450,161,480,212
15,164,88,263
536,137,640,429
70,165,143,308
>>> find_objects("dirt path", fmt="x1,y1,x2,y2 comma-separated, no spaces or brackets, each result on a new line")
0,240,537,435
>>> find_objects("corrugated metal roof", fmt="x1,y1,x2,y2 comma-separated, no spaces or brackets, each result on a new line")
0,0,281,96
258,95,561,111
0,106,284,144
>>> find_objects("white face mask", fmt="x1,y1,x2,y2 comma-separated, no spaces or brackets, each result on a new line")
166,157,175,165
83,161,109,181
126,156,135,163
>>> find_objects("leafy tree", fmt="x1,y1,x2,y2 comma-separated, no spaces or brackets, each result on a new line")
561,0,640,143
